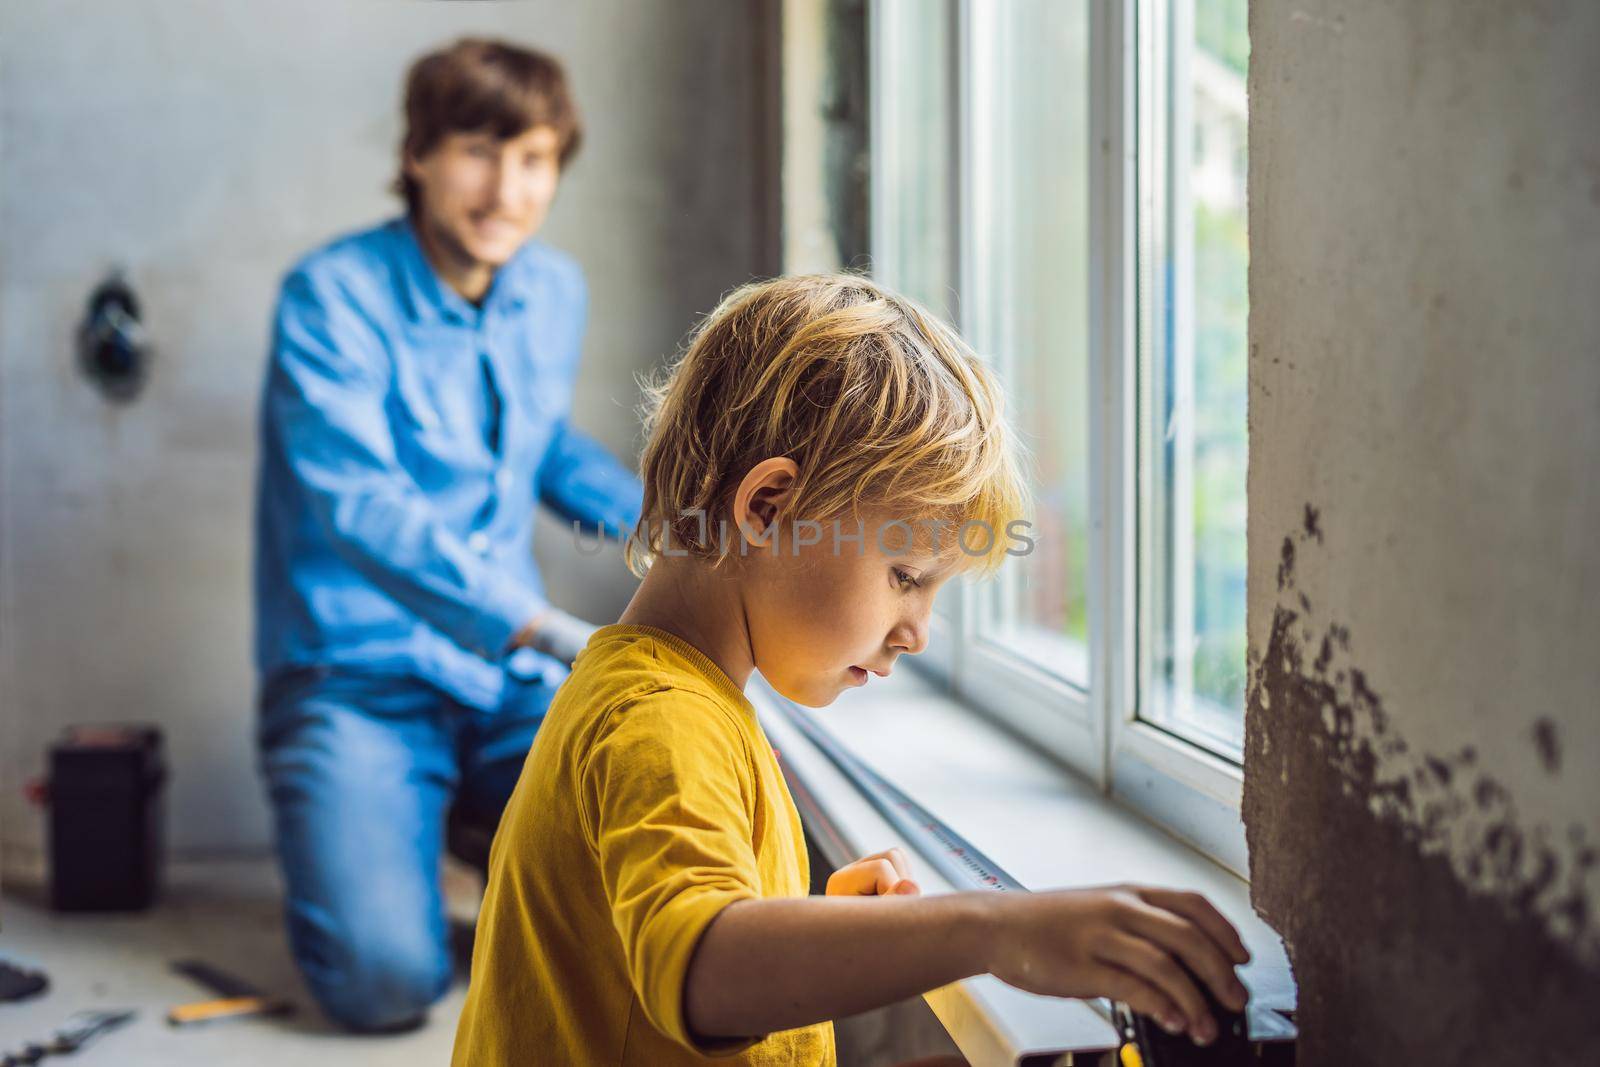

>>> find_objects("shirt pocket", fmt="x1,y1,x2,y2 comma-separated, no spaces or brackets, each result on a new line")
503,305,577,420
491,336,566,476
388,327,495,491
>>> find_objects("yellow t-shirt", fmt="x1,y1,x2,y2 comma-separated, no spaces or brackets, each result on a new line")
451,623,836,1066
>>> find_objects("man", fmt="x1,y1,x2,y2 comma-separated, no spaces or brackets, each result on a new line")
253,39,642,1031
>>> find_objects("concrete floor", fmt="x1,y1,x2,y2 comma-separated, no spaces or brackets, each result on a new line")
1,857,965,1066
0,858,470,1065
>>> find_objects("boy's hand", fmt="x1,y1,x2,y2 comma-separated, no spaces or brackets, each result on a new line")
826,847,921,897
985,884,1250,1046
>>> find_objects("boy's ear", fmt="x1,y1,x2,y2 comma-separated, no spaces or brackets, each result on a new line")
732,457,799,545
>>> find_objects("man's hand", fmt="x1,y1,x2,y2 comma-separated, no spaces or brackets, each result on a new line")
509,608,598,666
985,884,1250,1045
826,847,921,897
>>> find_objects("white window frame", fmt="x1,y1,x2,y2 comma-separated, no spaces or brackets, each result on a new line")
868,0,1248,875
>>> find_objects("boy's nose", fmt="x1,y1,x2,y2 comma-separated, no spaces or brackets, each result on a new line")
889,617,928,657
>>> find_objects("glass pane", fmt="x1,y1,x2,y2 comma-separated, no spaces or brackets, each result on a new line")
970,0,1092,686
873,0,956,319
1143,0,1249,759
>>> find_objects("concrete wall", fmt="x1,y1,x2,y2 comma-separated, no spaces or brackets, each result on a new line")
1244,1,1600,1061
0,0,774,865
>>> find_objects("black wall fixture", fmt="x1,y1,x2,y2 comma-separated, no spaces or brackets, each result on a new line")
78,273,151,402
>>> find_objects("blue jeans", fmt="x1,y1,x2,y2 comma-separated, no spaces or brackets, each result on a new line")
257,666,554,1032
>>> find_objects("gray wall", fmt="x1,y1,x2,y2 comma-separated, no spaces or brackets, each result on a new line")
1244,1,1600,1061
0,0,774,865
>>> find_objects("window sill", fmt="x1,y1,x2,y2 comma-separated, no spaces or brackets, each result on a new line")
749,666,1294,1066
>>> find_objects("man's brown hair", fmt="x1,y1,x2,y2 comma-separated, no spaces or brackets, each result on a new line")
394,38,583,216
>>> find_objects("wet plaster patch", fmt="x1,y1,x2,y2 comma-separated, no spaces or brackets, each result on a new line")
1243,505,1600,1063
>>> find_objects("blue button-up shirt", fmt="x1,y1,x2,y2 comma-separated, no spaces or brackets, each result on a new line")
254,217,643,710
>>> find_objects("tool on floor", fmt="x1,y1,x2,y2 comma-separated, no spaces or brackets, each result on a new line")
166,959,294,1026
0,958,48,1003
766,690,1298,1065
0,1010,136,1065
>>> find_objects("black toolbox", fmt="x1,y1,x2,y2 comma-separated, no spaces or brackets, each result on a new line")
48,724,166,911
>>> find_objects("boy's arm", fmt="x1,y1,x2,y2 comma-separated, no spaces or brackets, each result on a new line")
684,891,989,1039
583,696,1248,1052
686,884,1251,1048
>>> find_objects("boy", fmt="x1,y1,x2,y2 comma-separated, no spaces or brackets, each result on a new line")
452,275,1250,1064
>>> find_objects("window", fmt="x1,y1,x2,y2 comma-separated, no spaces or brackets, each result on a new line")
1139,0,1249,762
965,0,1093,689
870,0,1251,869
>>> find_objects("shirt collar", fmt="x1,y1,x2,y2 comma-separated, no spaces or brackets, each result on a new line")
390,215,538,327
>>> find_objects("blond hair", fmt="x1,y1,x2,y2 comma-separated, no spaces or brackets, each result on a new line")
625,274,1030,578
